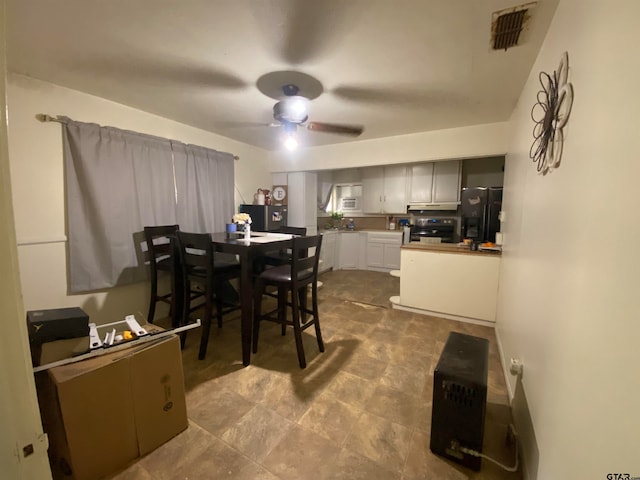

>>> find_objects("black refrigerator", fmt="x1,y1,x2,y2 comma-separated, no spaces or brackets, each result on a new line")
239,205,288,231
460,187,502,243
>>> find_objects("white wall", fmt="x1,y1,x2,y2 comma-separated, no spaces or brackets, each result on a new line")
266,121,509,172
496,1,640,478
7,74,270,322
0,3,52,476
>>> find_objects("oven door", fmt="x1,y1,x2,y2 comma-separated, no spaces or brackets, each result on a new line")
410,227,455,243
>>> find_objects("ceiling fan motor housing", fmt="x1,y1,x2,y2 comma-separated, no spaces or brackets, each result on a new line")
273,96,309,124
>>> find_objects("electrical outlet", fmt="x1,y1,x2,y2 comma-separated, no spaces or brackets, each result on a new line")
509,358,523,376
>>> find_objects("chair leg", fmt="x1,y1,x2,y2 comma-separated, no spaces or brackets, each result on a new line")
252,279,264,354
299,285,308,324
147,274,158,324
180,280,191,347
278,287,287,336
291,286,307,369
198,287,214,360
311,282,324,352
168,284,175,327
215,297,223,328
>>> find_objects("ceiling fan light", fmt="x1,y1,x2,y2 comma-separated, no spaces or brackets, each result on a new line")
275,95,309,123
284,135,298,151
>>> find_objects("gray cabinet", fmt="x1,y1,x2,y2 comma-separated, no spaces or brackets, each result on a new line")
408,163,435,203
362,165,408,214
433,161,462,203
408,161,461,206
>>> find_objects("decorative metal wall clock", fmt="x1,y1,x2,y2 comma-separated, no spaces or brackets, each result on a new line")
529,51,574,175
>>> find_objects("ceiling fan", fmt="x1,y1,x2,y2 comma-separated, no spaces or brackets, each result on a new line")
272,83,364,136
257,71,364,149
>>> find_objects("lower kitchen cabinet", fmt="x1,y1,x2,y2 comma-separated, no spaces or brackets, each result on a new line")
338,232,367,270
366,232,402,271
319,231,338,273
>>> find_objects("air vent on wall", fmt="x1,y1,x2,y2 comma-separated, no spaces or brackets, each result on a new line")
491,2,537,51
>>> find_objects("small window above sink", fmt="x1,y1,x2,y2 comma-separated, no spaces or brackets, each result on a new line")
335,184,362,213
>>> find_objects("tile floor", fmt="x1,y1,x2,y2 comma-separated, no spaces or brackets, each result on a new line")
109,270,520,480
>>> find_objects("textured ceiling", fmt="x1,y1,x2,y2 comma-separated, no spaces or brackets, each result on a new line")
6,0,558,150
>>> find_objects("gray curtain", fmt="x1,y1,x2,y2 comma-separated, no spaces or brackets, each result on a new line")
172,142,235,233
63,118,234,293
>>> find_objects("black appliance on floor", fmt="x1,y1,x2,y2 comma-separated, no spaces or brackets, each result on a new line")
410,217,457,243
430,332,489,471
239,204,288,231
460,187,502,243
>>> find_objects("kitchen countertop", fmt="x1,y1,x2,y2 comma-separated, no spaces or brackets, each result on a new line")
401,242,502,256
321,228,402,234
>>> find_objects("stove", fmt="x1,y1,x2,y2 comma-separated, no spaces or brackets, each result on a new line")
410,217,457,243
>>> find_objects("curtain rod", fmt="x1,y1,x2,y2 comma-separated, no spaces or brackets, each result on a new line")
35,113,240,160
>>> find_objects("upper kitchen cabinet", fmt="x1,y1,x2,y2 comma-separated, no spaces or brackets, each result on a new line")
362,165,408,214
461,156,505,188
408,163,435,203
433,161,462,203
408,160,462,207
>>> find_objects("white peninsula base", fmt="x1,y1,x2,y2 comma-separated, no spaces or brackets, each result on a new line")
394,245,501,325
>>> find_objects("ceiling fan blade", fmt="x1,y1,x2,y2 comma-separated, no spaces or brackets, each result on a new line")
249,1,364,64
216,121,271,128
306,122,363,137
64,53,248,91
332,85,468,108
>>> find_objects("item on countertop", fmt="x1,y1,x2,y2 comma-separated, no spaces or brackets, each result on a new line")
347,218,355,230
262,189,272,205
232,212,252,225
330,211,343,229
402,226,411,244
226,223,237,233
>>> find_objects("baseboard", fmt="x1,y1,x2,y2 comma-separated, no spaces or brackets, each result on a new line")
391,302,496,328
494,327,538,480
494,326,515,401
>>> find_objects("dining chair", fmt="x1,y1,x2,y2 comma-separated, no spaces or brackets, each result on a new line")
252,234,324,368
175,231,241,360
258,226,307,272
143,225,179,324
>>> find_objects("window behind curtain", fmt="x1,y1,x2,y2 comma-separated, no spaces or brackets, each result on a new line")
62,118,234,293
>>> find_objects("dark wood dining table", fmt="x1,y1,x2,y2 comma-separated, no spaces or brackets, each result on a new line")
171,231,295,366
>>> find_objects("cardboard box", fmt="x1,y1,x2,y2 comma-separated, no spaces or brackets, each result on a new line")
36,335,188,480
39,337,91,366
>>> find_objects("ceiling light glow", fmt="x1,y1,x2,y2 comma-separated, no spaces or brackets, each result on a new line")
280,96,309,123
284,135,298,151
